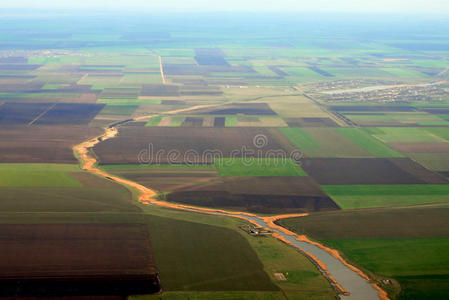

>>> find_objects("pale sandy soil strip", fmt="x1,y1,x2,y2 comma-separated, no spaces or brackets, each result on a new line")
73,105,388,300
28,102,57,126
158,55,166,85
77,73,89,85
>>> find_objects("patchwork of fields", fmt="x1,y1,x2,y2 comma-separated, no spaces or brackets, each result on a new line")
1,13,449,300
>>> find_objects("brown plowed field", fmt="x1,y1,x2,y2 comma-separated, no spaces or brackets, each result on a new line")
0,223,157,277
93,127,297,164
0,126,102,163
388,142,449,153
301,158,448,185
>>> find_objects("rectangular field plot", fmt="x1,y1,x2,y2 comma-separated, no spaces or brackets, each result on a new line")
34,103,105,125
277,205,449,239
343,112,449,127
365,127,447,143
278,206,449,299
0,126,102,163
187,103,277,115
0,103,54,125
165,175,339,214
322,184,449,209
0,223,160,296
301,158,448,185
93,127,297,164
145,214,277,291
278,127,373,158
101,164,220,193
0,164,82,187
215,158,306,177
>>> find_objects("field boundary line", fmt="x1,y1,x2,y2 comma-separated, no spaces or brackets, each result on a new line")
28,102,57,126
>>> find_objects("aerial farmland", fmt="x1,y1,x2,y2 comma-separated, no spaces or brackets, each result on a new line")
0,8,448,300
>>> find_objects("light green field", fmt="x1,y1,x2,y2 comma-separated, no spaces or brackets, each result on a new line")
100,164,215,171
406,153,449,171
381,67,428,78
145,116,163,126
279,127,372,158
0,164,82,187
336,128,404,158
215,158,306,177
322,184,449,209
365,127,446,143
99,105,138,115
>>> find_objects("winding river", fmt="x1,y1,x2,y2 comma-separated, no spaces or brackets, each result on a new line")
73,107,388,300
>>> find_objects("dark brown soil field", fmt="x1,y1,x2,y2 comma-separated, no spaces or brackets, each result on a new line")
388,142,449,153
0,223,159,296
0,126,102,163
0,83,44,92
94,127,297,164
166,191,338,214
308,66,333,77
276,205,449,239
165,176,339,214
141,84,179,97
213,117,225,127
188,103,276,115
0,103,53,125
34,103,105,125
194,49,229,66
301,158,448,184
268,66,288,76
181,117,204,127
284,117,338,127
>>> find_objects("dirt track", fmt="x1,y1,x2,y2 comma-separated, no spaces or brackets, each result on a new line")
73,105,389,300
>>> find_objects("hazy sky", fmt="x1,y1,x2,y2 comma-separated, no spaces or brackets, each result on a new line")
2,0,449,14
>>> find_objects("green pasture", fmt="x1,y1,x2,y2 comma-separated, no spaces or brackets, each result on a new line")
214,158,306,177
336,128,404,157
365,127,446,143
100,164,215,171
322,184,449,209
0,164,82,187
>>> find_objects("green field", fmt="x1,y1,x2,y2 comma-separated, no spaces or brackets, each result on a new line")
366,127,446,143
278,205,449,299
145,214,277,291
336,128,404,157
214,158,306,176
100,164,216,171
325,238,449,300
279,127,372,157
0,164,82,187
322,184,449,209
142,206,336,299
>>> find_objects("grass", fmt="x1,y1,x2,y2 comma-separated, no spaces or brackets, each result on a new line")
140,205,335,299
99,105,138,115
324,237,449,300
100,164,215,171
145,116,163,126
322,184,449,209
214,158,306,177
144,214,278,291
278,127,321,154
366,127,446,143
278,205,449,300
0,164,82,187
406,153,449,171
336,128,404,157
279,127,372,158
